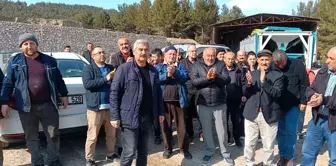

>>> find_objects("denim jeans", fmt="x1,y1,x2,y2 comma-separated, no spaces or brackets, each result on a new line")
18,101,60,165
277,106,300,159
120,117,151,166
301,119,336,166
297,111,305,133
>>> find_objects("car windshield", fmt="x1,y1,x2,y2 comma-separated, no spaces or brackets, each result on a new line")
57,59,87,78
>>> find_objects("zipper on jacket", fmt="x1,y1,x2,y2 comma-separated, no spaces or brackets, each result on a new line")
23,65,32,112
44,64,58,110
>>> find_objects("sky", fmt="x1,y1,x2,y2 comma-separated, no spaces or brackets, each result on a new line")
24,0,310,16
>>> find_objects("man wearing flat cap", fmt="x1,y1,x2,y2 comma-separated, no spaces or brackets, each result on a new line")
1,33,68,166
156,45,192,160
243,49,284,166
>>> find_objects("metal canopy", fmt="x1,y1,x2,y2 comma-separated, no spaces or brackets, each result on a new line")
211,13,320,28
211,13,320,51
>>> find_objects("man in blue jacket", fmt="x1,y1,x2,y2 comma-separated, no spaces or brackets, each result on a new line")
1,33,68,166
82,47,119,166
156,45,192,160
110,39,164,166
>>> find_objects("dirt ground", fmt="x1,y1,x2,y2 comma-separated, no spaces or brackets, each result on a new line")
3,107,329,166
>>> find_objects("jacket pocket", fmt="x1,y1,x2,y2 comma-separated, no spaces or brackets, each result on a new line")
286,74,298,85
120,109,131,127
122,75,139,110
86,92,98,108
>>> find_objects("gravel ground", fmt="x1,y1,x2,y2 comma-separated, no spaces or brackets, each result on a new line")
3,107,329,166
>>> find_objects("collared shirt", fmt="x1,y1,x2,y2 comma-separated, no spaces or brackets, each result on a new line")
122,53,129,61
318,70,336,115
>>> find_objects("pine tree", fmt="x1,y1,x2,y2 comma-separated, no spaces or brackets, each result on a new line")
219,5,244,22
151,0,179,37
93,11,111,29
175,0,194,38
191,0,218,43
136,0,152,34
73,12,94,28
315,0,336,61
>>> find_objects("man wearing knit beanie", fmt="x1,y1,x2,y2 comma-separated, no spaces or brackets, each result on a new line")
18,33,39,47
1,33,68,166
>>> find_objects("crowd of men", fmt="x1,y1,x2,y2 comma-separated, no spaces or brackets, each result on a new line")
0,33,335,166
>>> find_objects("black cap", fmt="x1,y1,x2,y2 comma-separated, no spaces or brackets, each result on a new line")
257,49,272,57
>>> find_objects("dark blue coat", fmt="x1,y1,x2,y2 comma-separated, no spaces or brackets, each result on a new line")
243,67,284,124
82,63,114,111
1,52,68,112
109,61,163,129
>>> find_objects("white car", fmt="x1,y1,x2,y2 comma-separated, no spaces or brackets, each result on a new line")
0,52,89,145
195,45,231,56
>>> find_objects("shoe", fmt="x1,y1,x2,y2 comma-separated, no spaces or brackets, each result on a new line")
163,151,172,159
228,140,235,146
182,151,192,160
223,156,235,166
154,136,162,145
118,147,123,156
49,160,64,166
277,157,285,166
235,139,243,148
188,136,194,143
202,155,212,164
86,160,95,166
106,154,120,162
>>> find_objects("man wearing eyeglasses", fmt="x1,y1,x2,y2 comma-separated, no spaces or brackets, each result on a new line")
82,47,119,166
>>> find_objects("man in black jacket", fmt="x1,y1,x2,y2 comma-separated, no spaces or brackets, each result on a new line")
301,47,336,166
180,44,203,142
110,39,164,166
108,38,134,155
108,38,134,69
82,42,94,64
223,51,247,148
243,49,284,166
82,47,119,166
272,50,309,166
190,48,234,165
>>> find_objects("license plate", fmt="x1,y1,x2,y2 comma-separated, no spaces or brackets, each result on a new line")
68,95,83,105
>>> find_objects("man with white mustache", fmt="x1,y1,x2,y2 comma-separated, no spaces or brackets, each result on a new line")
190,48,233,165
243,49,284,166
